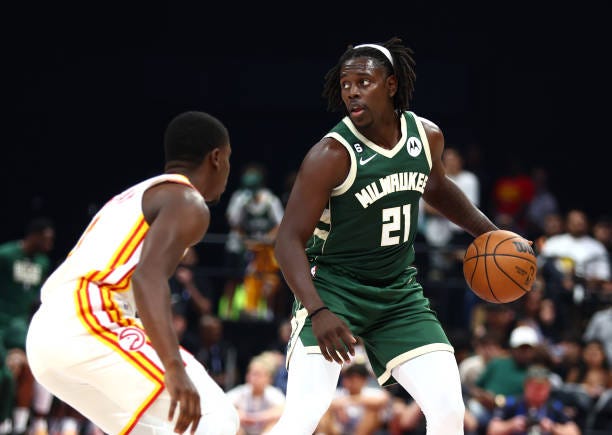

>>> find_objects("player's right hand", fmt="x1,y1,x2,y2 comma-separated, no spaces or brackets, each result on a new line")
311,310,356,364
164,365,202,434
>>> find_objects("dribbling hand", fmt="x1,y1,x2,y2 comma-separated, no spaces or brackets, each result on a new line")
311,310,357,364
164,364,202,434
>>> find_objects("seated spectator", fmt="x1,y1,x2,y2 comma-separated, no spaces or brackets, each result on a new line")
524,167,560,242
471,302,517,345
194,314,239,391
317,362,390,435
170,301,200,355
534,212,564,254
468,325,541,431
226,352,285,435
515,277,560,346
566,339,612,400
549,332,584,382
487,365,580,435
582,304,612,367
459,331,506,391
169,246,215,331
539,209,610,305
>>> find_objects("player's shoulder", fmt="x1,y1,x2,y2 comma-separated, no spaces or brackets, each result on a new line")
307,135,351,161
145,178,208,216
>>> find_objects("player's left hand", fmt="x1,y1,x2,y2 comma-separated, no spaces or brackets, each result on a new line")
165,364,202,434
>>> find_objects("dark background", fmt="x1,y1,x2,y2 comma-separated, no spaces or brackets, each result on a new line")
2,2,610,263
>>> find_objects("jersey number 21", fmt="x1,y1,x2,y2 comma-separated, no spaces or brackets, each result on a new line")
381,204,411,246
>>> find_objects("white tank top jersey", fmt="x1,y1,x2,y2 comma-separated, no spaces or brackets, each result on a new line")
28,173,241,434
40,173,194,319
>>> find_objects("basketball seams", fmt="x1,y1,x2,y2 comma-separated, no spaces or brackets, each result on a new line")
492,254,531,294
463,253,536,266
466,234,480,288
483,232,500,303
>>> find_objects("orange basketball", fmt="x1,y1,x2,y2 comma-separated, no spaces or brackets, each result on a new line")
463,230,537,303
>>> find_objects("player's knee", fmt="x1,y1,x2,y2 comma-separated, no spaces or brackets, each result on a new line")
426,396,464,434
194,408,238,435
270,402,327,435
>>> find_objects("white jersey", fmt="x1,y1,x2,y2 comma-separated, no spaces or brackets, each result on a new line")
41,173,194,316
27,173,240,434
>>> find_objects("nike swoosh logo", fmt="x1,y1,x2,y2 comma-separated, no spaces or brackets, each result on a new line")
359,155,377,165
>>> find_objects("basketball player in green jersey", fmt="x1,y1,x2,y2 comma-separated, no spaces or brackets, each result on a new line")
266,37,499,435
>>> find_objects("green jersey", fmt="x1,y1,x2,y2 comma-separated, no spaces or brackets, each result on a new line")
306,111,432,283
0,240,50,329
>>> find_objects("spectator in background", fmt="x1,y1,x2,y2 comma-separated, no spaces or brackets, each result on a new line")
593,215,612,257
420,146,481,329
491,158,535,234
487,365,580,435
169,246,215,333
514,277,560,346
195,314,239,391
471,302,517,345
226,352,285,435
221,162,284,320
0,217,55,435
540,209,611,286
468,325,542,431
583,305,612,367
592,215,612,298
421,146,480,272
317,362,390,435
534,212,565,254
171,301,200,356
566,339,612,401
524,167,559,242
539,209,611,327
549,332,584,382
459,331,506,391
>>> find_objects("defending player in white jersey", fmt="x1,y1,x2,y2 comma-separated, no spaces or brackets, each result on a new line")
26,111,239,435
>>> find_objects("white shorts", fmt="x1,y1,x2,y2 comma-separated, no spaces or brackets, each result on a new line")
26,282,238,435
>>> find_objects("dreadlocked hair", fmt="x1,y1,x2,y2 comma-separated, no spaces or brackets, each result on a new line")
322,36,416,114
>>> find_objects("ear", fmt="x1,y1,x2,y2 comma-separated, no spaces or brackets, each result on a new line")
386,74,398,98
209,148,221,168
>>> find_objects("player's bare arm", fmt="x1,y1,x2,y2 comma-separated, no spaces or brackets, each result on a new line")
274,137,356,363
420,117,497,237
133,182,209,434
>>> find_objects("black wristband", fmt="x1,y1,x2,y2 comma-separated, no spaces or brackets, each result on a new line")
308,306,329,319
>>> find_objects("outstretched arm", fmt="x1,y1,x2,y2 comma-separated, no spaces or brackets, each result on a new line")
420,118,497,237
134,183,209,434
274,137,356,364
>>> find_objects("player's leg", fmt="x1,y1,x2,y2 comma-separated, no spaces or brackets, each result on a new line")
173,351,238,435
391,350,464,435
30,343,237,435
265,339,342,435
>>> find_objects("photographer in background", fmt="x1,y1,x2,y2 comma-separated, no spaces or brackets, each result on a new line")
487,365,580,435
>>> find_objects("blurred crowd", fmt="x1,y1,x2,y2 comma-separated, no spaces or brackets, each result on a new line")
1,150,611,435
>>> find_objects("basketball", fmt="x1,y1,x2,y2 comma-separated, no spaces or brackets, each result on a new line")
463,230,537,303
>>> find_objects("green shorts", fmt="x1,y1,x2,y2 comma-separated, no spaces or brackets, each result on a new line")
287,263,453,386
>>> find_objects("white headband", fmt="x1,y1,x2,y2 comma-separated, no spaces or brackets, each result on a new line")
353,43,394,67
